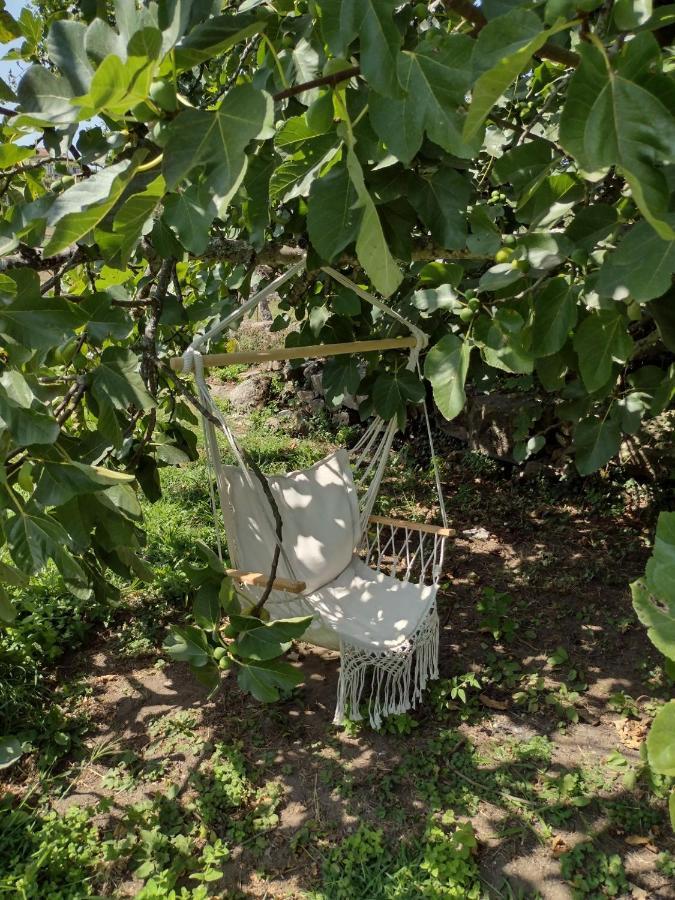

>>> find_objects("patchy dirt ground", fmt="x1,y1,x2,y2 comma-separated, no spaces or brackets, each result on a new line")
41,457,674,899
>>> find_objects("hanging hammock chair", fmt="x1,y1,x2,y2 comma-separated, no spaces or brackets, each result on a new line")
175,261,452,728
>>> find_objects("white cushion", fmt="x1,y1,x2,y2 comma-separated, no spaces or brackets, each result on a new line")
222,450,360,594
305,557,437,650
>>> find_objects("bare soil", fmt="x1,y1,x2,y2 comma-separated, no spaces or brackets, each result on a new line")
53,464,674,898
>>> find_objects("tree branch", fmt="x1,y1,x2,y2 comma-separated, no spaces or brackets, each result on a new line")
0,246,86,273
272,66,360,102
201,235,490,268
59,293,155,308
140,258,173,396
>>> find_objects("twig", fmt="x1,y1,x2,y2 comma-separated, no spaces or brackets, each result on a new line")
249,459,282,615
40,258,84,294
223,36,259,95
202,235,490,268
58,293,154,308
172,263,183,306
1,156,68,177
55,377,87,426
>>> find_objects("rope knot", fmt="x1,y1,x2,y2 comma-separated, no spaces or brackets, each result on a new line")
406,332,427,372
181,346,195,374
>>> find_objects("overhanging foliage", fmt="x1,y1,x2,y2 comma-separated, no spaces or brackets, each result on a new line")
0,0,673,698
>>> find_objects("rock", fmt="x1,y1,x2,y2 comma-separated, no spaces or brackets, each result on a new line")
292,416,309,436
332,410,350,426
310,373,323,395
276,408,309,435
462,526,491,541
227,374,271,409
296,389,315,404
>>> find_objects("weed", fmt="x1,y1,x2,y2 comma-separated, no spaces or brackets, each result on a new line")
146,710,203,756
111,618,158,658
512,672,547,713
607,691,641,719
380,711,419,736
559,841,628,898
0,803,104,897
318,814,480,899
429,672,483,720
101,752,171,792
212,363,249,382
405,813,480,898
656,851,675,878
486,735,554,768
511,665,586,727
191,743,250,825
484,652,522,688
290,819,322,853
538,768,607,827
604,797,663,834
109,789,194,883
477,587,517,643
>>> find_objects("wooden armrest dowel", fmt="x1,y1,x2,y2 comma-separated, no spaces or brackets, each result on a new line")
225,568,306,594
368,514,456,538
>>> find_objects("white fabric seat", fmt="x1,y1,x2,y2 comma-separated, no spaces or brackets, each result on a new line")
213,449,442,725
306,556,436,651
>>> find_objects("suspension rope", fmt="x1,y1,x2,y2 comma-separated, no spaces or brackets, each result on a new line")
419,362,449,530
321,265,428,371
180,257,448,574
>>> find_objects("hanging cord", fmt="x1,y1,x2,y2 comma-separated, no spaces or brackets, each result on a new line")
358,418,398,536
193,349,297,569
202,415,224,562
418,362,448,530
179,257,446,601
182,260,306,368
184,346,300,613
321,265,428,372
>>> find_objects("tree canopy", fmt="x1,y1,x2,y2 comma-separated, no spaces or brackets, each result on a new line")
0,0,673,693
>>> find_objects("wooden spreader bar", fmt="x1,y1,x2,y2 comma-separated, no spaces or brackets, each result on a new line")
170,336,418,371
367,515,456,538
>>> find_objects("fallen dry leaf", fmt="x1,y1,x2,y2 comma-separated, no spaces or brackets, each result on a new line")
625,835,650,846
613,717,649,750
550,835,569,858
629,886,648,899
479,694,509,711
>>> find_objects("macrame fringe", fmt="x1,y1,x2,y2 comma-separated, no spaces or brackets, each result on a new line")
332,603,440,730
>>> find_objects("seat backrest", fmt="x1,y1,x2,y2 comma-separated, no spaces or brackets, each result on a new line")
220,449,360,593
